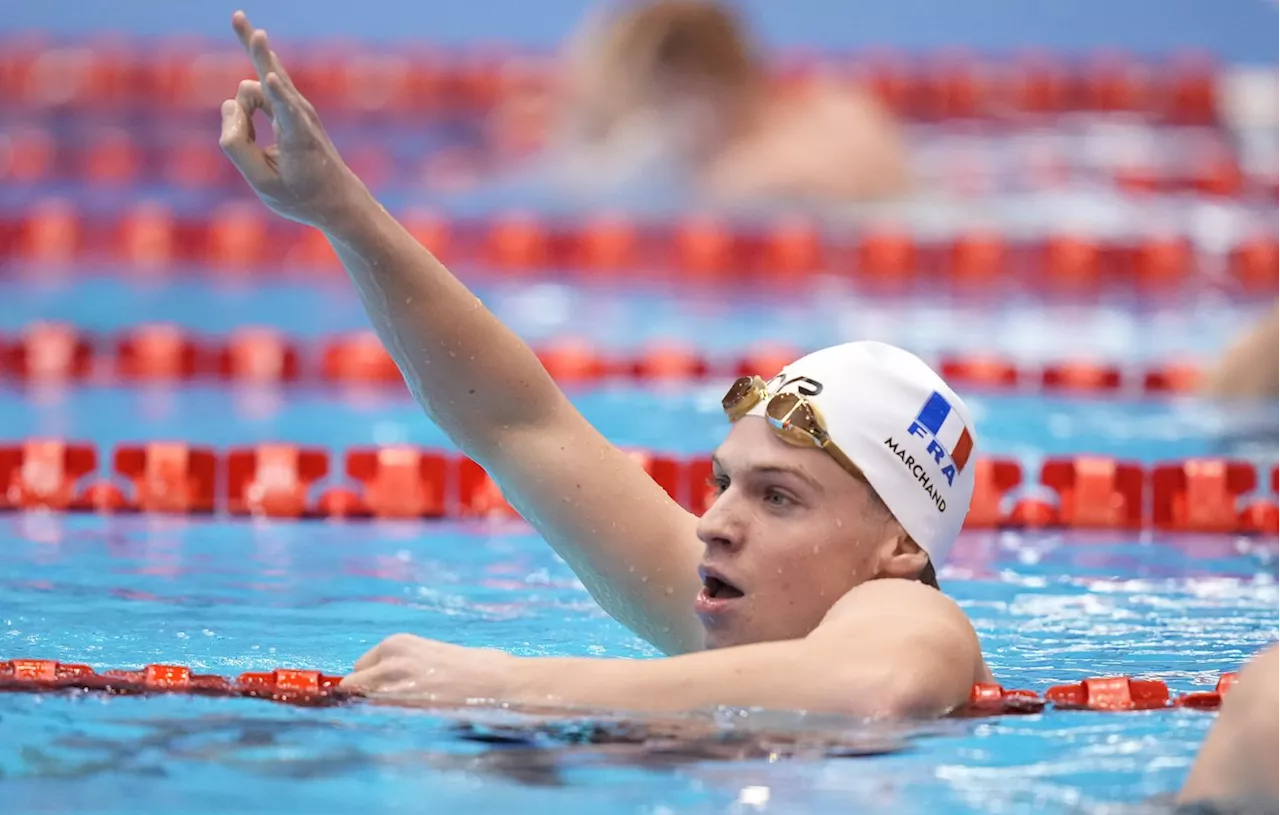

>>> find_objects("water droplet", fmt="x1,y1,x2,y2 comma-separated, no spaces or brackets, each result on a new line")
641,576,650,583
835,518,843,528
664,586,674,595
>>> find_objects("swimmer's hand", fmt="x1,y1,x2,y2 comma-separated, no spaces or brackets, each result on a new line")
341,634,516,702
219,11,365,230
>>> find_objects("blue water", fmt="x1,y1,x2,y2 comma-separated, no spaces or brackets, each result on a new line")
2,277,1276,361
1,514,1276,814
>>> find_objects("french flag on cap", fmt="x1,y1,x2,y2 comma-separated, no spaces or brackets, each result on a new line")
908,392,973,486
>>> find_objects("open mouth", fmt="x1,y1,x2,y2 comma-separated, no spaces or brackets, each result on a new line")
702,574,745,600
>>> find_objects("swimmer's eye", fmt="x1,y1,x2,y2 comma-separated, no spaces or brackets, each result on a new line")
763,488,793,507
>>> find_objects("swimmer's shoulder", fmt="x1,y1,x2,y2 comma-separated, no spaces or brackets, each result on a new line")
821,577,970,624
817,578,992,682
773,76,901,132
749,78,910,200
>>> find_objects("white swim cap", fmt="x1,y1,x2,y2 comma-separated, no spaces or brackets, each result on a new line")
744,341,976,567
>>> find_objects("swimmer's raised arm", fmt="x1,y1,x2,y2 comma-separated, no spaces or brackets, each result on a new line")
219,11,704,655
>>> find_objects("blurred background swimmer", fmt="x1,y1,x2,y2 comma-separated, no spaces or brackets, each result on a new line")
520,0,909,205
1202,301,1279,402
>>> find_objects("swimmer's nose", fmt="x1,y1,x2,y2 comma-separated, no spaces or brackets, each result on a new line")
695,494,744,553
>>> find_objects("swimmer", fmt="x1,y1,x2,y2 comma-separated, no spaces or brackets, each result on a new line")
219,11,989,718
1201,301,1279,401
1177,644,1279,814
536,0,908,204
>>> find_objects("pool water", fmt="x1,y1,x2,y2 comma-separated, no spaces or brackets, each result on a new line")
1,273,1278,815
1,493,1276,814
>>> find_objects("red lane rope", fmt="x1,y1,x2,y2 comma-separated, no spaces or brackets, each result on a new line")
0,658,1240,715
2,139,1268,202
0,321,1240,398
0,42,1226,124
0,438,1276,534
0,659,350,707
3,207,1276,291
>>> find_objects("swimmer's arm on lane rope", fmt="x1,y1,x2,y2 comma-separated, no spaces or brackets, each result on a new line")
217,11,705,656
1178,644,1279,804
507,583,982,717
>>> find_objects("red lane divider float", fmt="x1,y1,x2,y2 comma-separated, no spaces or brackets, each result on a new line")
1045,676,1170,711
1174,672,1239,711
329,446,449,519
0,439,98,511
226,444,330,519
1,438,1276,533
5,133,1271,204
2,204,1277,293
0,658,1243,715
0,659,350,707
0,321,1232,399
0,42,1233,125
1039,456,1145,529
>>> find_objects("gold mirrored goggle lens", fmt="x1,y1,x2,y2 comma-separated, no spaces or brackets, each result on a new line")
726,377,870,485
764,392,829,448
722,375,768,422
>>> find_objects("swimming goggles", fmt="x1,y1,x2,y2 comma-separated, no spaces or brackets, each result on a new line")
721,375,867,483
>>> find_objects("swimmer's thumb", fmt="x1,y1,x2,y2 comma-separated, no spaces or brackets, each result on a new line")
218,98,268,184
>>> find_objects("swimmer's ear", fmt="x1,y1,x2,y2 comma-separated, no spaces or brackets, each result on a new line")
876,531,929,581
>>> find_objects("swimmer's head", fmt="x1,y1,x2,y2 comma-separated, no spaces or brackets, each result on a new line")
562,0,764,152
696,342,977,649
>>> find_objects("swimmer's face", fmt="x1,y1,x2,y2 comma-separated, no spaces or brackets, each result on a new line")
694,416,918,649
